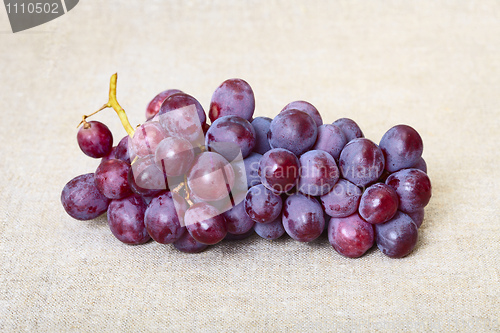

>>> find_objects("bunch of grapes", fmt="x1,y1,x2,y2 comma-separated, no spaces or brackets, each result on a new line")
61,74,431,258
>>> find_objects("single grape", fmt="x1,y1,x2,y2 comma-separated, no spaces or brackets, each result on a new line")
244,184,283,224
101,146,117,162
127,168,163,197
312,124,348,160
95,159,132,199
205,115,256,160
145,89,183,120
408,209,425,228
243,152,262,188
158,103,204,144
130,154,167,192
379,124,423,172
61,173,110,220
114,135,131,164
328,213,375,258
253,215,286,240
282,194,325,242
107,195,150,245
130,121,167,158
268,109,318,156
144,192,185,244
155,137,195,177
320,179,362,218
251,117,272,154
77,121,113,158
209,78,255,122
281,100,323,126
222,201,255,234
411,157,427,173
386,168,432,213
185,202,227,245
158,92,207,126
358,183,399,224
375,211,418,258
186,152,235,202
298,150,339,196
332,118,364,142
259,148,300,194
339,138,385,187
173,230,209,253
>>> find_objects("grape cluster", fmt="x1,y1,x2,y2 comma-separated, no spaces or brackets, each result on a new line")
62,76,432,258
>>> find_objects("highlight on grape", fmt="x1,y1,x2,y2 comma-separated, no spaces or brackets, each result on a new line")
61,74,431,257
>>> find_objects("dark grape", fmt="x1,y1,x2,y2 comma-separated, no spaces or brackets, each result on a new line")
375,211,418,258
144,192,185,244
130,121,167,158
259,148,300,194
185,202,227,245
244,184,283,224
130,154,167,192
320,179,362,218
127,167,162,197
173,230,209,253
209,78,255,122
358,183,399,224
411,157,427,173
339,138,385,187
145,89,183,120
332,118,364,142
281,100,323,126
386,168,432,213
328,213,375,258
159,103,204,144
107,195,150,245
312,124,348,160
155,137,195,177
95,159,132,199
224,229,255,241
222,200,255,234
298,150,339,196
243,152,262,188
268,109,318,156
408,209,425,228
251,117,272,154
282,194,325,242
379,124,423,172
205,115,256,160
158,92,207,126
114,135,131,164
253,215,286,240
77,121,113,158
61,173,110,220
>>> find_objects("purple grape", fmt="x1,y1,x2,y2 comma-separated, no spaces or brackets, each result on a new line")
408,209,425,228
186,152,235,202
375,211,418,258
222,200,255,234
268,109,318,156
320,179,362,218
339,138,385,187
205,115,256,160
253,215,286,240
107,195,150,245
386,168,432,213
159,103,204,144
158,92,207,126
145,89,183,120
130,154,167,192
251,117,272,154
173,230,208,253
359,183,399,224
224,229,255,241
77,121,113,158
130,121,167,158
298,150,339,196
95,159,132,199
209,78,255,122
114,135,131,164
312,124,348,160
185,202,227,245
244,184,283,224
328,213,375,258
332,118,364,142
127,168,162,197
61,173,110,220
144,192,185,244
281,100,323,126
282,194,325,242
243,152,262,188
411,157,427,173
155,137,195,177
259,148,300,194
379,124,423,172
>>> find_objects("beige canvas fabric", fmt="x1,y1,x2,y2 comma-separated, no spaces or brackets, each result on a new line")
0,1,498,331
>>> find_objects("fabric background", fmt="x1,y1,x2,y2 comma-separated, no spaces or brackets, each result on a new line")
0,1,499,331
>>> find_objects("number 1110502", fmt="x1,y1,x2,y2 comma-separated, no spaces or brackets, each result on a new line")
6,2,60,14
